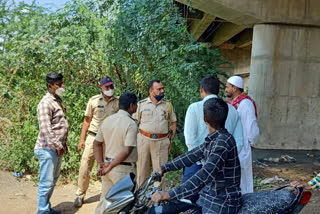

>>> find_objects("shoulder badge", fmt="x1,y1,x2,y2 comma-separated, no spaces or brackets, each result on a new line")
163,98,169,102
91,94,102,100
128,114,138,123
138,98,148,104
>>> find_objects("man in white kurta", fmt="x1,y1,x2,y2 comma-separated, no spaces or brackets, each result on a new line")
225,76,260,194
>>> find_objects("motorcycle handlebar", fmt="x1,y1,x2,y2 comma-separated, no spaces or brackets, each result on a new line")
137,172,162,198
152,172,162,182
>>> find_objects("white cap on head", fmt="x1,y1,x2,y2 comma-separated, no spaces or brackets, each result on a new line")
227,76,244,89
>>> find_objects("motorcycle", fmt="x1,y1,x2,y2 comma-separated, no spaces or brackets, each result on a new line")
102,173,312,214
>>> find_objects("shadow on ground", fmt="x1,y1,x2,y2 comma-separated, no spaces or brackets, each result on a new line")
53,194,100,214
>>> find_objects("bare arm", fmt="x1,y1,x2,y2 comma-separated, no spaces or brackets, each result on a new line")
78,116,92,152
168,121,177,153
93,139,104,165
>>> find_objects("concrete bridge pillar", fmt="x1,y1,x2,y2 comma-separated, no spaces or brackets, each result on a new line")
249,24,320,150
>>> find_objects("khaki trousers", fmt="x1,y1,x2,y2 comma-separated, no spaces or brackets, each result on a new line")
95,164,136,214
76,133,96,199
136,133,170,189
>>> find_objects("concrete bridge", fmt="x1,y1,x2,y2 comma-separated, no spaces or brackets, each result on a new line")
176,0,320,150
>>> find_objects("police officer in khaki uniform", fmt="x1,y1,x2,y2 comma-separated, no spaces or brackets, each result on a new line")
74,76,119,208
93,92,138,214
135,80,177,188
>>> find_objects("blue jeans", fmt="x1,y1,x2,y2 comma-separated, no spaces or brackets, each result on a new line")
34,149,62,214
181,163,202,203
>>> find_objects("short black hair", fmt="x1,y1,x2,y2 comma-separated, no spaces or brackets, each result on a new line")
148,79,161,90
200,75,220,95
46,72,63,84
203,98,228,130
119,92,138,111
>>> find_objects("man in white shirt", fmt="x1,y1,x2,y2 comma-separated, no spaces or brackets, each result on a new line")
225,75,260,194
182,75,243,202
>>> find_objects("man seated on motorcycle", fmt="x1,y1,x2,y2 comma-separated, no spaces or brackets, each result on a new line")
152,98,242,214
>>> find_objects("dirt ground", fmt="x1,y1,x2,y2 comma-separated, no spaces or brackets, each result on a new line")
0,170,101,214
251,149,320,213
1,149,320,214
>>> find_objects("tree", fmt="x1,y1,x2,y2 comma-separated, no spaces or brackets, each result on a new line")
0,0,227,177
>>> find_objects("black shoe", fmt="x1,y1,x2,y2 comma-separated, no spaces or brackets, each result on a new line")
74,196,83,208
49,209,61,214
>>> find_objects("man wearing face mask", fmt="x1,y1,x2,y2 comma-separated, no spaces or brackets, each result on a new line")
74,76,119,208
34,72,68,214
134,79,177,188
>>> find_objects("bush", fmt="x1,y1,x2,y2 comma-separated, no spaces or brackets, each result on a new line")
0,0,227,178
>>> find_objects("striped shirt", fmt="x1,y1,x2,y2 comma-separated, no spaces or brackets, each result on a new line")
35,92,69,151
161,129,242,214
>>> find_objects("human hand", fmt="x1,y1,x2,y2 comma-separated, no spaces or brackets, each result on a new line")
97,162,112,176
64,145,68,155
151,191,170,204
168,143,172,154
290,181,313,190
57,147,65,156
97,163,104,176
102,162,113,175
154,168,165,178
77,139,85,152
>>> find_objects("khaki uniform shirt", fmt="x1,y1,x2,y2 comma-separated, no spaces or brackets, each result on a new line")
134,97,177,134
95,110,138,163
85,94,119,133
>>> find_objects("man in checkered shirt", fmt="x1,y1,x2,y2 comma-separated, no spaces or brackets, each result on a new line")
34,72,68,214
152,98,242,214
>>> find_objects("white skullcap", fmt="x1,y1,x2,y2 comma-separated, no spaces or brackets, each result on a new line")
227,76,244,89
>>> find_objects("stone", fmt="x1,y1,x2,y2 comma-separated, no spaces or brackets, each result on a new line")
261,176,287,185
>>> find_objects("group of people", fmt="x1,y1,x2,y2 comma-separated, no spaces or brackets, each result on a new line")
34,72,260,214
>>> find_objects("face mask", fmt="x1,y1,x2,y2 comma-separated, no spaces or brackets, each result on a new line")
55,87,65,96
154,94,164,101
104,89,114,97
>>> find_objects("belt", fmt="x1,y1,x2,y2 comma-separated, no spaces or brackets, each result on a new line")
139,129,168,139
88,131,97,136
105,157,132,166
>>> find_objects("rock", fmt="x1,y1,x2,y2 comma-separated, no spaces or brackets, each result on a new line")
260,176,287,185
273,158,280,163
25,175,32,180
253,160,268,168
263,157,280,163
261,155,296,164
279,155,296,163
313,161,320,166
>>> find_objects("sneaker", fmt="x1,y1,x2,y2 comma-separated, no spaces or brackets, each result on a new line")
49,209,61,214
74,196,83,208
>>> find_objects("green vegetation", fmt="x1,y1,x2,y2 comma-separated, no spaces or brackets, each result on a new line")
253,176,273,191
0,0,227,178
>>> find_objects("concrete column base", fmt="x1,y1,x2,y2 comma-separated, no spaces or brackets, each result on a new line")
249,24,320,150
